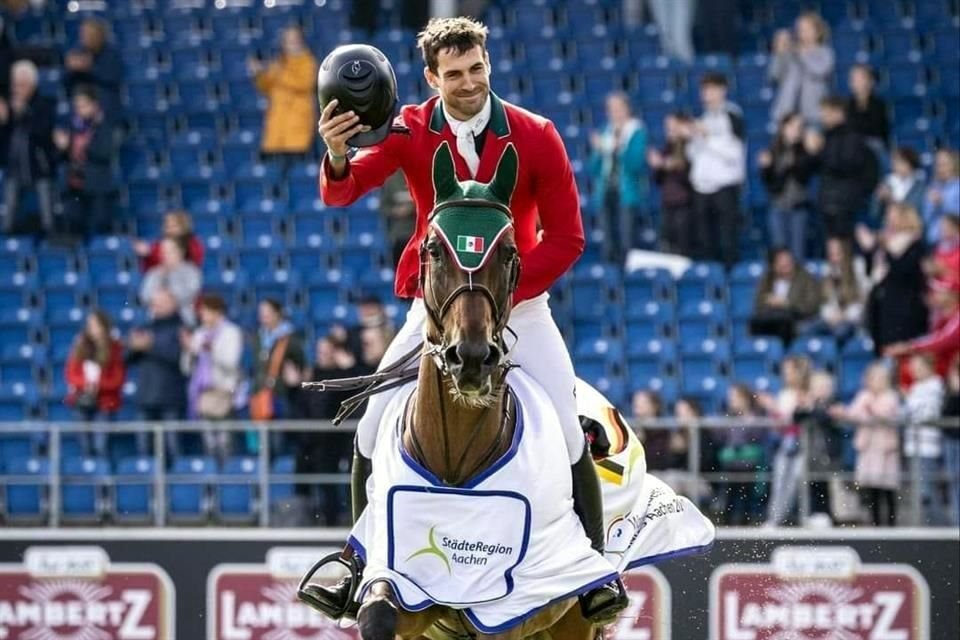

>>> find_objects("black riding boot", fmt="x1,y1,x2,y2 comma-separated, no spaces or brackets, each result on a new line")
571,442,629,624
298,445,372,620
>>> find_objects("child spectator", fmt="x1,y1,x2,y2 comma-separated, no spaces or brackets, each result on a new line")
797,370,840,519
139,237,202,326
718,383,766,525
769,12,834,125
926,214,959,289
632,390,672,469
134,210,205,272
750,247,822,346
65,309,125,456
873,147,925,217
902,353,945,524
648,112,694,256
759,112,815,259
759,355,812,526
830,361,900,526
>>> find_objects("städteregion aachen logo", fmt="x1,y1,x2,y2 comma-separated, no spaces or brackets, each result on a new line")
406,525,452,575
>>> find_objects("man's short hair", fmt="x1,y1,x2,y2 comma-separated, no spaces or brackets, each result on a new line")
199,293,227,315
700,72,728,88
417,17,488,74
820,95,847,111
11,60,39,86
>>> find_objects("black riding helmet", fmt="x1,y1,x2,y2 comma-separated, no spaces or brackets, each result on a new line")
317,44,399,148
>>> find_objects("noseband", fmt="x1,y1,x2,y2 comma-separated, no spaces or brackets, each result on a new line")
419,198,521,374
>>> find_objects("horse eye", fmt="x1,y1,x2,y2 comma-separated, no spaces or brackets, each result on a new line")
427,242,443,259
502,246,518,262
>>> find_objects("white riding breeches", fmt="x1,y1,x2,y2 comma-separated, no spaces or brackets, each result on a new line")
354,292,585,464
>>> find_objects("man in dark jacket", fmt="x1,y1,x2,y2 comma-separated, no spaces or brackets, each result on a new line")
64,17,123,131
807,96,878,240
53,84,116,239
0,59,56,235
127,289,188,454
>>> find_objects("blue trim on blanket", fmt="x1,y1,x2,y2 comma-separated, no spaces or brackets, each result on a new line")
347,535,367,563
463,570,621,634
395,387,525,489
623,541,715,571
384,484,532,606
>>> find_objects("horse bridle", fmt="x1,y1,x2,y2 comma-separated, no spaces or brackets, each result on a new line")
419,198,521,375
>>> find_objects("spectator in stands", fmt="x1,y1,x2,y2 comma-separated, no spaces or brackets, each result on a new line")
638,390,686,472
249,26,318,173
65,309,125,456
630,388,661,441
749,247,822,346
926,213,960,289
902,353,945,524
759,354,811,526
942,355,960,526
646,0,696,63
53,85,116,240
859,203,929,355
830,361,900,526
285,328,368,525
846,63,890,153
718,383,766,525
922,149,960,245
381,171,416,267
873,147,925,219
250,299,306,421
134,210,205,272
347,295,395,359
63,17,123,132
589,91,648,264
769,12,835,126
181,294,244,458
648,112,694,256
760,112,815,260
686,73,745,266
0,59,56,236
807,237,867,342
885,278,960,380
139,237,202,326
126,288,188,455
797,370,840,520
806,96,877,241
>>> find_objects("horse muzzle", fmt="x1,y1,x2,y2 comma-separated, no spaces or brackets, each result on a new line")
444,341,502,396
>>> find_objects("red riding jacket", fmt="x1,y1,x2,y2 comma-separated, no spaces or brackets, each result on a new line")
320,93,584,302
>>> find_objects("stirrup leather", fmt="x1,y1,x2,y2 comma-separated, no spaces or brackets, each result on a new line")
297,550,363,620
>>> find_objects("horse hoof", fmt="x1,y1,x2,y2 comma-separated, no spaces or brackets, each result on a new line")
358,597,398,640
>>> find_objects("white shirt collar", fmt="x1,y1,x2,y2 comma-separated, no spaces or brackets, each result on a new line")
443,95,492,136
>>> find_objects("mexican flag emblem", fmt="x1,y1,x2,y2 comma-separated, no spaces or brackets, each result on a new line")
457,235,485,254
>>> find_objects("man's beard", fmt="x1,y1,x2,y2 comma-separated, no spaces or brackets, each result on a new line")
449,87,488,117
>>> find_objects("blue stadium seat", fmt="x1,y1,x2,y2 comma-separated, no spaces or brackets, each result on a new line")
270,455,296,506
790,335,840,371
167,455,217,522
677,301,729,341
624,267,674,304
625,301,675,339
217,456,259,523
572,263,621,318
677,262,727,303
61,456,110,521
0,435,33,468
2,456,48,521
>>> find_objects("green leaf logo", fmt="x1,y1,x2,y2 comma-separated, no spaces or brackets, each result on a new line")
406,525,452,575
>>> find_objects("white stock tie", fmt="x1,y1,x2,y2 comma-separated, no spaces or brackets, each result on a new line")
444,96,491,179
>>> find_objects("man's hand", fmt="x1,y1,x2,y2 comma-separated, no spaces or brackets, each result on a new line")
883,342,911,358
318,99,370,173
66,50,92,71
129,330,154,351
804,129,824,154
646,148,663,168
53,128,70,151
765,294,788,308
757,150,772,168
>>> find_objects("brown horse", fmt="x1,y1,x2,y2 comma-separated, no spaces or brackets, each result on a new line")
350,143,600,640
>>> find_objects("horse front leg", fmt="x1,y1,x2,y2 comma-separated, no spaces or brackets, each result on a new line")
357,580,399,640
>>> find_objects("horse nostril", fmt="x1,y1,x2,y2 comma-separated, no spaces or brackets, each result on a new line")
444,345,462,367
455,342,490,365
483,344,501,367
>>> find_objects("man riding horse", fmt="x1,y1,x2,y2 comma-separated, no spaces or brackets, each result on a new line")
310,16,625,623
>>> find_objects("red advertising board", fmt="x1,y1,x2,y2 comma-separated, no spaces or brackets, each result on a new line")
0,546,175,640
208,547,360,639
710,546,930,640
609,567,671,640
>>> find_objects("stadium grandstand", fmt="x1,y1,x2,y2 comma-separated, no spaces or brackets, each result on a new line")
0,0,958,534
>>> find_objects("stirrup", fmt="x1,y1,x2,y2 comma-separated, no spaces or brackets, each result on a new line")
578,577,629,625
297,550,363,621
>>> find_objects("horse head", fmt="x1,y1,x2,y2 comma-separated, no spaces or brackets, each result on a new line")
420,141,521,405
